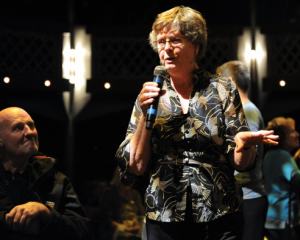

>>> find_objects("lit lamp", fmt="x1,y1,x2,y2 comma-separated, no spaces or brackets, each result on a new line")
279,80,286,87
69,49,76,84
251,49,256,59
62,33,76,85
3,77,10,84
44,80,51,87
104,82,111,89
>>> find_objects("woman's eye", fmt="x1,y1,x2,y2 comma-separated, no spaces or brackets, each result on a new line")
172,38,181,44
158,40,165,44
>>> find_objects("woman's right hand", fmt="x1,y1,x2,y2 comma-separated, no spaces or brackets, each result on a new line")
129,82,160,175
139,82,161,116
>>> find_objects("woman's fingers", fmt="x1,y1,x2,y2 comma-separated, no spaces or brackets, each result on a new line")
257,130,279,145
235,131,279,152
139,82,161,115
262,137,279,145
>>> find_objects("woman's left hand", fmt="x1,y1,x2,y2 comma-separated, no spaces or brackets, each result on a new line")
235,130,279,153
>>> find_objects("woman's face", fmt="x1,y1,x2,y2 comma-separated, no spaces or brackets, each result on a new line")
157,26,199,76
283,122,299,152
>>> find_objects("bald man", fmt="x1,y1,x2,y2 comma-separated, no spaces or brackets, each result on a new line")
0,107,92,239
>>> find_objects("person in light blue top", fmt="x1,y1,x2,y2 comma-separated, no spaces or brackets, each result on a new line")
263,117,300,240
217,61,267,240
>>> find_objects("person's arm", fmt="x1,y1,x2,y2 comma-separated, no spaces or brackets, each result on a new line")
231,130,278,171
38,173,92,239
116,82,160,179
129,82,161,175
3,173,92,239
5,202,49,235
230,144,256,171
128,114,153,175
222,78,278,171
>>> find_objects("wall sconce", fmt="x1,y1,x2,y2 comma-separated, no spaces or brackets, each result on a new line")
245,44,264,63
62,38,86,87
104,82,111,89
279,80,286,87
3,76,10,84
69,49,76,84
44,80,51,87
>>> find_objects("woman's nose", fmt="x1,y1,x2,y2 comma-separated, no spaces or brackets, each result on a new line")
164,41,172,50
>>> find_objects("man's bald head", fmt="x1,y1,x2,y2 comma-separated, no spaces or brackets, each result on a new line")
0,107,39,162
0,107,29,131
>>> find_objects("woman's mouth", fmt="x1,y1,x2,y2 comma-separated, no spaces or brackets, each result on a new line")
165,57,175,62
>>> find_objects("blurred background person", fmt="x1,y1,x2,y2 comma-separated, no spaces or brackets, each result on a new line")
116,6,278,240
263,117,300,240
99,168,144,240
85,178,109,239
293,148,300,169
217,60,267,240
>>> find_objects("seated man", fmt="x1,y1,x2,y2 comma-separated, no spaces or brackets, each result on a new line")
0,107,92,239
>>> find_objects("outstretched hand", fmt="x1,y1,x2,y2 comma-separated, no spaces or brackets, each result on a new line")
235,130,279,153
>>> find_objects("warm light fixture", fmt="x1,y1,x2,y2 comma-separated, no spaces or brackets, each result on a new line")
245,43,264,63
69,49,76,84
279,80,286,87
3,77,10,83
63,42,86,85
250,50,256,59
104,82,111,89
44,80,51,87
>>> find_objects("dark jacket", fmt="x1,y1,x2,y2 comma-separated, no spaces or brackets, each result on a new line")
0,154,93,240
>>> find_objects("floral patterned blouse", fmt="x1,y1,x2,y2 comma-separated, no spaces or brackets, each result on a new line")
115,69,250,223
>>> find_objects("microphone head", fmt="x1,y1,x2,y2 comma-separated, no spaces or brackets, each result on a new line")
154,66,168,78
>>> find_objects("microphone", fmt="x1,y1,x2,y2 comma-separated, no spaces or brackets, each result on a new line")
145,65,168,130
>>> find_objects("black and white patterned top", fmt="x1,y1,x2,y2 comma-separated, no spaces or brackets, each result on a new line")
116,69,250,223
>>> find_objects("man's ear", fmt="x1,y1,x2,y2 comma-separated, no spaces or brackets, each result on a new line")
0,138,3,148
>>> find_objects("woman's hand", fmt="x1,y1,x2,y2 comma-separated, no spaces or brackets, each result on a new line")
129,82,161,175
230,130,279,171
235,130,279,153
139,82,161,116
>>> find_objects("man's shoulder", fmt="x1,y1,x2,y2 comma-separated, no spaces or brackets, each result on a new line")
243,102,264,130
29,154,56,172
243,102,261,114
29,152,56,163
28,153,71,183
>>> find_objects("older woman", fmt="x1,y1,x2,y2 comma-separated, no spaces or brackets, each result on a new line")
263,117,300,240
116,6,278,240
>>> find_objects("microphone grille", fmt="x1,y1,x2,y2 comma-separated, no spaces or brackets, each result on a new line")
154,66,168,77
